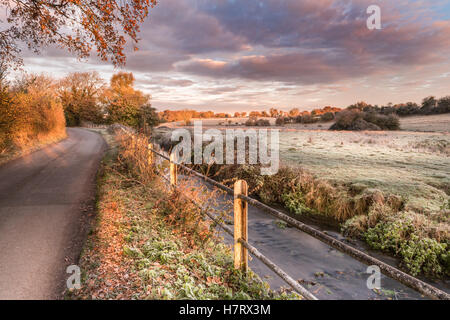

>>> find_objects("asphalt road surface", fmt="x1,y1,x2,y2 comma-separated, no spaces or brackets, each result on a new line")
0,128,106,299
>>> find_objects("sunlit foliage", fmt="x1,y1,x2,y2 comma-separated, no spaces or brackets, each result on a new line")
103,72,159,129
0,0,157,68
0,74,66,154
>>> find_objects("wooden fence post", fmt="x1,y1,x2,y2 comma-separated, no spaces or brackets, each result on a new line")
234,180,248,272
170,152,177,186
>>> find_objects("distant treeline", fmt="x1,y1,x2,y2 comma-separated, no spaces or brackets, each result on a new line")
275,96,450,126
328,96,450,131
345,96,450,116
159,95,449,126
158,110,231,122
158,106,342,124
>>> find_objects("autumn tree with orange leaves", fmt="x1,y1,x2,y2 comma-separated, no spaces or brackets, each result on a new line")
0,0,157,68
103,72,159,129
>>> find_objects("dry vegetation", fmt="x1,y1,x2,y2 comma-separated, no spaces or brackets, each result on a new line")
0,75,66,164
68,129,298,300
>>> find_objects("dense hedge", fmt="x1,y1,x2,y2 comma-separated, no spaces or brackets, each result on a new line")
330,110,400,131
0,75,66,153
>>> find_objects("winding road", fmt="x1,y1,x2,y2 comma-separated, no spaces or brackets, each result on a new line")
0,128,106,299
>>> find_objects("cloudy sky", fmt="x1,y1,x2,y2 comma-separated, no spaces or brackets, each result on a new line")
17,0,450,113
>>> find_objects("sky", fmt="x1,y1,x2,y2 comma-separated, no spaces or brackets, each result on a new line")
13,0,450,113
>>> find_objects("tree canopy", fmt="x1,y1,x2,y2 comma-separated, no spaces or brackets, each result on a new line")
103,72,158,129
58,72,105,126
0,0,157,68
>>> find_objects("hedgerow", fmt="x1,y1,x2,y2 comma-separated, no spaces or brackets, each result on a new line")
0,75,66,156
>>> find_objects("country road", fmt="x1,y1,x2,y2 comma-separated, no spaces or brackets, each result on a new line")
0,128,106,299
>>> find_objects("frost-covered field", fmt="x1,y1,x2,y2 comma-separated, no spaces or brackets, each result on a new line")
160,113,450,132
280,130,450,214
399,114,450,132
156,115,450,214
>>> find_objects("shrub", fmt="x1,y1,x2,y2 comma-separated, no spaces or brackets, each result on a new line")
256,119,270,126
301,114,317,124
400,236,447,276
330,110,362,129
275,117,285,126
244,118,270,126
321,112,335,122
258,167,298,204
364,217,448,276
204,163,356,221
362,112,400,130
0,75,66,153
395,102,420,116
244,119,255,126
437,96,450,114
330,110,399,131
282,191,316,216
